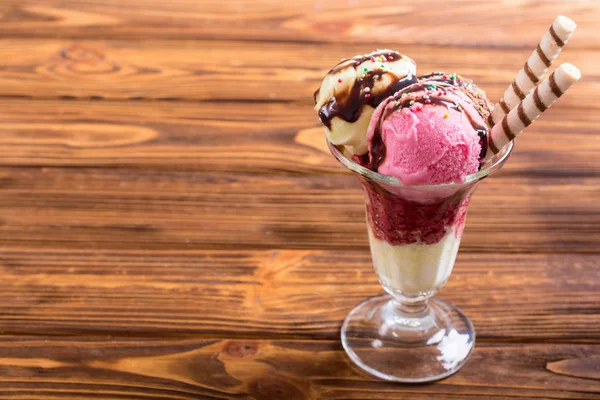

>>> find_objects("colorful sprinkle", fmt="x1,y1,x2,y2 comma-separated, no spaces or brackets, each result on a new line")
365,93,371,98
444,113,449,118
395,101,400,106
443,75,448,79
427,85,436,90
381,64,385,68
409,100,415,105
423,94,430,99
364,87,371,93
371,57,376,62
388,56,394,61
338,78,342,83
401,93,408,97
363,67,368,72
450,75,456,80
457,105,462,111
425,99,431,104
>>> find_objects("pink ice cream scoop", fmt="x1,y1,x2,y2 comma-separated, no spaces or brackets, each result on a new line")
366,77,489,185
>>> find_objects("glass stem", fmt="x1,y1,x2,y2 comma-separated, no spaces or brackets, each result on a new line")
392,298,429,316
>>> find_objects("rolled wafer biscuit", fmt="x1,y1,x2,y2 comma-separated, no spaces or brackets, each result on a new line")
486,63,581,159
488,16,577,127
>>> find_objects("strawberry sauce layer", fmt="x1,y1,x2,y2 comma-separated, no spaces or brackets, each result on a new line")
359,177,470,245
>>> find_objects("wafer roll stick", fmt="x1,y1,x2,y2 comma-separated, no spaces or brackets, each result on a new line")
486,63,581,159
488,16,577,127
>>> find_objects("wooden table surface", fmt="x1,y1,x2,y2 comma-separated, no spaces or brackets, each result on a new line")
0,1,599,398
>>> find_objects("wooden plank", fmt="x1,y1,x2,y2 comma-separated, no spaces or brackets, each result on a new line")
0,0,597,49
0,247,597,339
0,168,597,253
0,39,596,103
0,99,597,176
0,337,596,399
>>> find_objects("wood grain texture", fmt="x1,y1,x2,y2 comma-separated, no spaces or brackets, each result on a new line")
0,337,597,399
547,356,600,380
0,0,598,49
0,0,597,395
0,99,598,177
0,247,598,339
0,39,596,103
0,168,597,252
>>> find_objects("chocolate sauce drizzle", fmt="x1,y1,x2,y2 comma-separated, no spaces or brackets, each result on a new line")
318,73,417,130
369,76,490,171
417,73,468,87
314,51,417,130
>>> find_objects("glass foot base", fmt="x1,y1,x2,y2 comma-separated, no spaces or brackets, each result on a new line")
341,294,475,383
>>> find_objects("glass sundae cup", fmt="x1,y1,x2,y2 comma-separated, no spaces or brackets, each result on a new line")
329,140,514,382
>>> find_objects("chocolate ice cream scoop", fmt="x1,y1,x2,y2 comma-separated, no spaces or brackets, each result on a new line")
418,72,494,123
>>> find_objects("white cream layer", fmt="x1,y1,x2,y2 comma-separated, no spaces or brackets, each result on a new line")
367,225,461,295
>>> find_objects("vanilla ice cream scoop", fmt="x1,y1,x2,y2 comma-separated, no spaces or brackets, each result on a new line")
314,50,417,155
